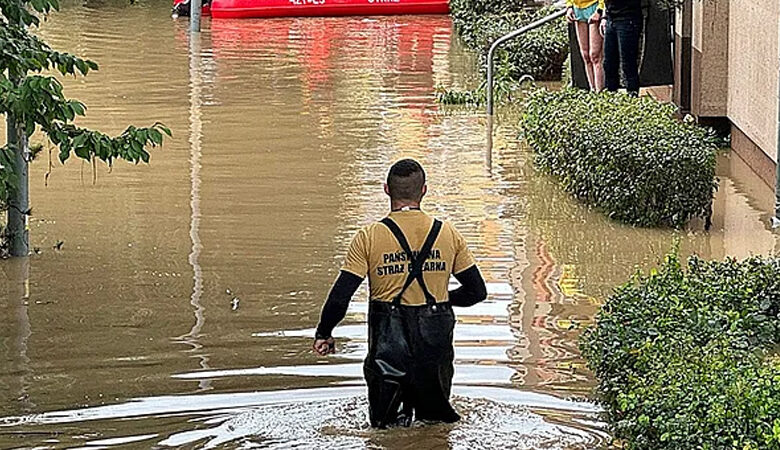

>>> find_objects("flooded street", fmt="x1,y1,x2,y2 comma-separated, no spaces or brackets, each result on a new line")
1,1,778,448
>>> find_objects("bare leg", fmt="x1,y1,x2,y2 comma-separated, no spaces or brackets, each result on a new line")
588,21,604,92
575,21,594,90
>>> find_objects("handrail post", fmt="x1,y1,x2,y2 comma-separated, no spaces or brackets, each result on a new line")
190,0,202,32
486,6,566,116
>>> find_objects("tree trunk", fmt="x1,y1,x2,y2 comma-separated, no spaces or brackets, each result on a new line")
6,114,30,257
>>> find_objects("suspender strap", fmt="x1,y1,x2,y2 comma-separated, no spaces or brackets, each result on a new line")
381,217,443,306
382,218,427,303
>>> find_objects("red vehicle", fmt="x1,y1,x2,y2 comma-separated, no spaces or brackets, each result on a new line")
173,0,449,19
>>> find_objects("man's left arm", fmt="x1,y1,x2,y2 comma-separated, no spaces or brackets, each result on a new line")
314,229,369,355
314,271,364,352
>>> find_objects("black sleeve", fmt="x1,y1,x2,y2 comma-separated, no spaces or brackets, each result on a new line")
315,270,364,339
449,265,488,307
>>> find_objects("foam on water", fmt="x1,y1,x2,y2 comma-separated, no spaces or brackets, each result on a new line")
0,387,606,449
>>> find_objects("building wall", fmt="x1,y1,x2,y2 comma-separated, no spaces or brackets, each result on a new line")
726,0,779,163
673,2,692,110
691,0,729,117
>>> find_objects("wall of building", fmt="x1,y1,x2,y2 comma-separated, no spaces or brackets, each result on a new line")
726,0,779,163
673,2,692,111
691,0,729,118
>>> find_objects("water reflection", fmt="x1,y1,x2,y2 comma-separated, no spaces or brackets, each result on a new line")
0,259,34,414
170,23,212,392
518,147,780,301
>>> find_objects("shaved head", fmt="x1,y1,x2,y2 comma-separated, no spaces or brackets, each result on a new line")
386,159,426,202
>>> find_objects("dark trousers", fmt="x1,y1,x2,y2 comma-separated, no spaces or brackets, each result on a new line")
364,301,460,428
604,16,643,95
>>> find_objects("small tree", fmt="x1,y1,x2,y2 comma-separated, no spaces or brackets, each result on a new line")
0,0,170,257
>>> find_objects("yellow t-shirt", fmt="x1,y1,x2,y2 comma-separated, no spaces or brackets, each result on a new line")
342,210,477,306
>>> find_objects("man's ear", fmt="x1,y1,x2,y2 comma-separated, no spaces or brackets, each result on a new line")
384,183,391,196
421,184,427,197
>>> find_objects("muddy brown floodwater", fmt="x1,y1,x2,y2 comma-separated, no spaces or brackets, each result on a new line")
1,1,779,448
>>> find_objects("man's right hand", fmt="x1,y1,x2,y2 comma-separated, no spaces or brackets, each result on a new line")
313,337,336,356
565,7,576,22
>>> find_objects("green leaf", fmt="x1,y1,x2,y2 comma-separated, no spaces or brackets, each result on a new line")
72,133,88,148
149,128,163,145
70,101,86,116
75,59,88,75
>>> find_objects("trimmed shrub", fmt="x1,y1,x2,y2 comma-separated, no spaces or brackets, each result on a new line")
521,88,719,228
580,253,780,450
450,0,529,19
451,5,569,82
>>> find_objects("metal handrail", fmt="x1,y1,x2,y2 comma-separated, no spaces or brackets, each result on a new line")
486,5,567,116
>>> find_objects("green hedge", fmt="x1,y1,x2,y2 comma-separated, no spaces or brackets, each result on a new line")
450,0,528,18
450,4,569,82
580,253,780,449
521,88,719,228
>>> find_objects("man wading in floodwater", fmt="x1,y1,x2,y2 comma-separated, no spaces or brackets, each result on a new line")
313,159,488,428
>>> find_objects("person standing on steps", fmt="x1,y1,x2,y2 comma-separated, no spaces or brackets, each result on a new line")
566,0,606,92
600,0,644,96
313,158,488,428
